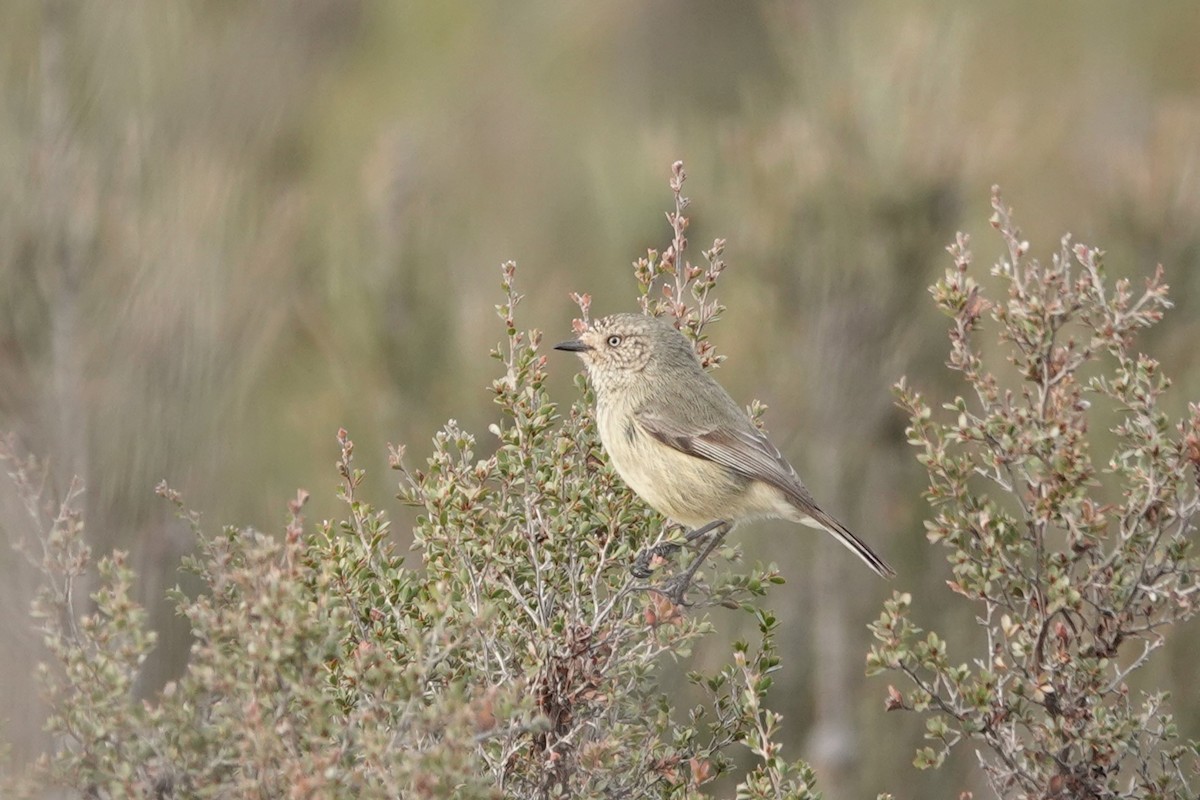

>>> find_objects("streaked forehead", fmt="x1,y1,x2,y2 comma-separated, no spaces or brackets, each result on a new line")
592,313,658,333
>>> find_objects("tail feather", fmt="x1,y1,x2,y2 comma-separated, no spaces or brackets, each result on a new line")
803,506,896,578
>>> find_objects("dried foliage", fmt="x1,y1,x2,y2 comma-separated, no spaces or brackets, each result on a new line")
872,188,1200,798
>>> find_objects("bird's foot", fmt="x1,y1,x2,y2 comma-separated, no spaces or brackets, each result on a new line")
659,570,698,607
630,541,681,579
654,522,731,606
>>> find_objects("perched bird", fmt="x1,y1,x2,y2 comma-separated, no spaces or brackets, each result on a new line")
554,312,894,581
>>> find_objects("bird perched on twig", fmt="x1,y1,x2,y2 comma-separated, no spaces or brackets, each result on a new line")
555,313,894,602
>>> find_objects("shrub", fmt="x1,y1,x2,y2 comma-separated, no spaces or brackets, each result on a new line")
871,188,1200,798
2,164,819,799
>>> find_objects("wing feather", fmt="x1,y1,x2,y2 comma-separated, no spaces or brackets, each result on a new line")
633,405,896,578
632,407,813,505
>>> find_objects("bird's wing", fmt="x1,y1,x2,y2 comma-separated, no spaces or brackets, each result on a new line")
632,405,814,505
634,404,897,578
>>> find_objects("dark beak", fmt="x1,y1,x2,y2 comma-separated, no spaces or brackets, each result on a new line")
553,338,591,352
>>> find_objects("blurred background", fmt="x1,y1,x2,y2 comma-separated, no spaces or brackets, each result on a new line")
2,1,1199,796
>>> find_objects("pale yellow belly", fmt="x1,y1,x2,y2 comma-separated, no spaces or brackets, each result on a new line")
596,405,780,528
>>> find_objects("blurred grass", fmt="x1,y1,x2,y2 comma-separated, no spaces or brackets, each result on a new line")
1,1,1199,796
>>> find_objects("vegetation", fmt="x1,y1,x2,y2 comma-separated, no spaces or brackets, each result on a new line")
1,173,819,798
874,189,1200,798
4,165,1198,799
3,5,1200,797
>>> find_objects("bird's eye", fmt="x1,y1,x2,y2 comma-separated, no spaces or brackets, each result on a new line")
606,335,623,347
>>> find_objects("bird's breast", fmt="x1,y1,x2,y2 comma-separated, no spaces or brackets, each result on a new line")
596,402,753,528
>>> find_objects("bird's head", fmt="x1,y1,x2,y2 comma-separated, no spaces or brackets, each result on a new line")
554,313,697,395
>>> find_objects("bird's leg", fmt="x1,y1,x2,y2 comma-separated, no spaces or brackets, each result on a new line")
684,519,726,543
631,520,725,579
661,521,730,606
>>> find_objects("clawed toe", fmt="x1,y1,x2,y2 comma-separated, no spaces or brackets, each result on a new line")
630,522,729,603
629,559,654,580
660,572,695,607
630,541,681,579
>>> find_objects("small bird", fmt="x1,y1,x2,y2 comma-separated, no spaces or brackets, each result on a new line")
554,312,894,582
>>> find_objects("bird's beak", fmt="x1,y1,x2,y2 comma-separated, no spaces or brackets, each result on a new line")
553,338,591,352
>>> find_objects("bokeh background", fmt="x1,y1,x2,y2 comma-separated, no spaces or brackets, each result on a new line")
2,2,1199,797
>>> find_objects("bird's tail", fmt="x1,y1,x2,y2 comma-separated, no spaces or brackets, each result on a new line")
801,505,896,578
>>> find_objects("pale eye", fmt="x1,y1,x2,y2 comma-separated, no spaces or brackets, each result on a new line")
606,334,623,347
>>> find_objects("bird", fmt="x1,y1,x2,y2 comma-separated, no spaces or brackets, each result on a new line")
554,312,894,585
